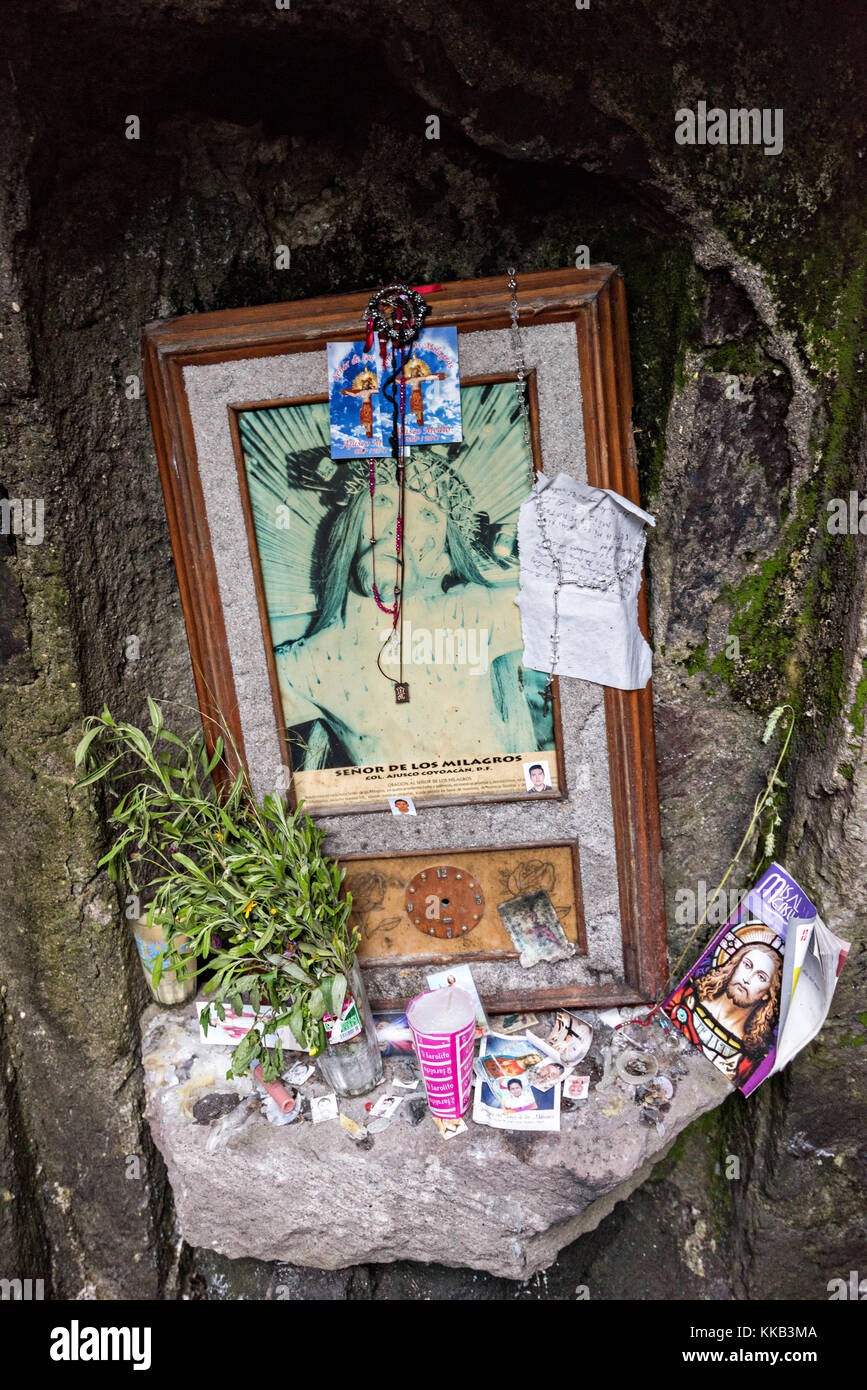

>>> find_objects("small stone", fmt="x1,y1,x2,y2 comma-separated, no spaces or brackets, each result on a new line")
192,1093,242,1126
402,1095,429,1126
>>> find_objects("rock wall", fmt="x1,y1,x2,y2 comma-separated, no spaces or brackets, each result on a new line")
0,0,864,1298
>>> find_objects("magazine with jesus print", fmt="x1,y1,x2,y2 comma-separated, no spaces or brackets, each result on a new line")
661,864,849,1096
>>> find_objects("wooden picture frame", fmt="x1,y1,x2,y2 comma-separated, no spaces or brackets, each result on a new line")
142,266,668,1008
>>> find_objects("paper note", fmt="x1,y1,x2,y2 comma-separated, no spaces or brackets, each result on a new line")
515,474,654,691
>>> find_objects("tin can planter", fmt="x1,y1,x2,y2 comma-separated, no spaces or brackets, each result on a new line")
131,915,196,1006
315,963,383,1097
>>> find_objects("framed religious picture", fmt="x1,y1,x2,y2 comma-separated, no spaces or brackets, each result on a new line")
227,368,564,815
142,267,667,1010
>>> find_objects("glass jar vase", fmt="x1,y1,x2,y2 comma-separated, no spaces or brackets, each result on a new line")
131,914,196,1006
315,962,383,1097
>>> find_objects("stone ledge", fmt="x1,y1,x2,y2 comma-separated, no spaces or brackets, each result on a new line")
142,1003,731,1280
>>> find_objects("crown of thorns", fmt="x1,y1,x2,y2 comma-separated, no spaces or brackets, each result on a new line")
339,453,477,538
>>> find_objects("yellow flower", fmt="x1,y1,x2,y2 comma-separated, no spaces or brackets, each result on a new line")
270,908,277,916
243,901,256,918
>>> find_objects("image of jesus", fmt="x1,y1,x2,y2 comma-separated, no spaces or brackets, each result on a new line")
665,940,783,1084
400,354,447,428
274,452,539,771
340,367,379,439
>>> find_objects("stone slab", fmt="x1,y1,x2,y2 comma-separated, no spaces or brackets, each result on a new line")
142,1003,731,1280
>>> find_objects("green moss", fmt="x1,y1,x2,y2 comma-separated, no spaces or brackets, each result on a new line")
837,763,854,781
684,641,708,676
706,338,768,378
625,239,703,501
847,658,867,738
708,650,736,682
718,482,818,709
838,1011,867,1048
529,223,701,506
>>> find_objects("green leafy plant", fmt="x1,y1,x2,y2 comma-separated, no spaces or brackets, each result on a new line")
75,701,358,1081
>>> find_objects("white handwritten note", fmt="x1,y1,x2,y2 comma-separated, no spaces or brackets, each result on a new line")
515,475,654,690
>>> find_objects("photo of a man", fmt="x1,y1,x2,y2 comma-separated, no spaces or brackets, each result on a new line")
532,1061,565,1085
498,1077,537,1111
524,761,552,792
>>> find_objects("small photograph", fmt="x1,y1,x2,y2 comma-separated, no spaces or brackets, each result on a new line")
525,1057,573,1093
523,759,553,793
472,1032,562,1133
326,329,462,459
327,339,389,459
473,1048,545,1084
310,1093,339,1124
399,326,462,447
497,1012,539,1035
496,889,574,968
426,963,489,1039
497,1076,538,1111
196,1000,300,1050
373,1012,415,1056
389,795,417,816
432,1115,468,1140
285,1062,315,1087
368,1093,403,1121
547,1009,593,1064
563,1074,591,1101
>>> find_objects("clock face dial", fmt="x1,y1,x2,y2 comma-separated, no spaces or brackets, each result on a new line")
404,865,485,941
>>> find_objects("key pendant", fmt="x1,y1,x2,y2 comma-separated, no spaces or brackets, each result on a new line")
394,681,410,704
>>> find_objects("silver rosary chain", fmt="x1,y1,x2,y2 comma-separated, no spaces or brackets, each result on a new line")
508,268,562,687
508,268,644,600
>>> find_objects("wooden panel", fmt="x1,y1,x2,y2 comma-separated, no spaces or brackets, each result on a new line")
574,276,668,1000
345,841,586,969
